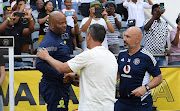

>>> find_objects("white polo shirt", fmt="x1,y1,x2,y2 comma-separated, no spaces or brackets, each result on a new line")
123,1,152,27
67,46,118,111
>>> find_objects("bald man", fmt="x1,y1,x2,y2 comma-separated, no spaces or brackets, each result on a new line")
35,11,71,111
114,27,163,111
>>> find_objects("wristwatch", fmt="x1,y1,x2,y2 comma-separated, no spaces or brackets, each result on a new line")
145,84,150,92
75,73,78,80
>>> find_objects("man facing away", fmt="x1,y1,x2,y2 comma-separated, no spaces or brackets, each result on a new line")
37,24,118,111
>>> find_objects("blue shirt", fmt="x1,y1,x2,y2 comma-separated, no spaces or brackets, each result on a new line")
117,48,161,105
36,30,71,86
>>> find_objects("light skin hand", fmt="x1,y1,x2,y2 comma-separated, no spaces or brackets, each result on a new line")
36,48,50,60
131,86,147,97
23,8,32,19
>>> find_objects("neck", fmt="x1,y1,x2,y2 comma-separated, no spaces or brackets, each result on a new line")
128,46,141,55
46,10,51,14
88,42,102,49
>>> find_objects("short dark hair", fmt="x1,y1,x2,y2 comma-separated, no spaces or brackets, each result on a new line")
87,24,106,43
152,4,159,12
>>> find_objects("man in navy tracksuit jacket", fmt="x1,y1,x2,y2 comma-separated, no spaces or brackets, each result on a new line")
36,11,71,111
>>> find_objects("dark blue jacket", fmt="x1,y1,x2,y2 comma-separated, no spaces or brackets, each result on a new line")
36,30,71,86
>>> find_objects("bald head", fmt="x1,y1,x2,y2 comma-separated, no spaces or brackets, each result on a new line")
123,26,142,51
126,26,143,39
49,11,66,24
49,11,67,36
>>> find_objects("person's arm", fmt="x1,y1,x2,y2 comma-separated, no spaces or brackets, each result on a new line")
0,66,5,85
123,0,130,8
148,0,153,5
131,74,162,97
172,25,180,46
0,12,16,35
81,7,94,32
37,48,72,73
71,14,79,36
22,9,35,35
114,14,121,30
103,9,114,33
38,14,49,25
144,17,156,31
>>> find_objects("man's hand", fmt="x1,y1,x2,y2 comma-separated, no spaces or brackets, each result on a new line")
63,73,75,83
72,80,79,87
36,48,50,60
131,86,147,97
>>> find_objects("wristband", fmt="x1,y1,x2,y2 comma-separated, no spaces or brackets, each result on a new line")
165,48,168,51
75,73,78,80
114,16,117,19
47,15,49,17
105,20,109,23
30,18,33,21
7,17,11,21
78,33,82,36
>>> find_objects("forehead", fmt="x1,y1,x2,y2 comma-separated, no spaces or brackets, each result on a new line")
18,1,25,4
106,3,115,7
153,7,160,12
65,0,71,3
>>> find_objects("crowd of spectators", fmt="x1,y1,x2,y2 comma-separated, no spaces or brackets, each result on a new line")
0,0,180,68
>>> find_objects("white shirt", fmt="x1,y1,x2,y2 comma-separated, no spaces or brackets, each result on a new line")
0,0,3,15
123,1,152,27
144,19,168,54
67,46,118,111
80,17,108,49
115,0,125,4
62,0,78,3
107,13,122,45
80,0,94,3
61,9,75,27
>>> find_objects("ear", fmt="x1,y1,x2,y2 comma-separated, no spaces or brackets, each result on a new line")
135,37,141,44
88,34,92,41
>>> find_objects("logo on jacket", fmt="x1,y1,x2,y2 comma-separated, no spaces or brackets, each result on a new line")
133,58,140,65
123,65,131,74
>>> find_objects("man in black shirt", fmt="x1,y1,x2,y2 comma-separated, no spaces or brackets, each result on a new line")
0,10,34,67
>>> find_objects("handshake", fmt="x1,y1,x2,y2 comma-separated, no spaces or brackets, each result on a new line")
63,73,79,87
